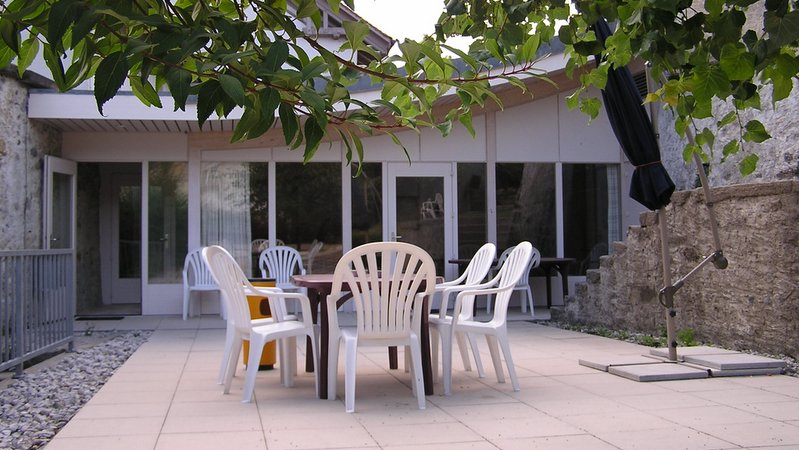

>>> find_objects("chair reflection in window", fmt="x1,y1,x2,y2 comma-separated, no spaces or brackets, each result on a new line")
420,193,444,220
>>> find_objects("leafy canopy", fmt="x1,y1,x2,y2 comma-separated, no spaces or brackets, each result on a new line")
0,0,797,175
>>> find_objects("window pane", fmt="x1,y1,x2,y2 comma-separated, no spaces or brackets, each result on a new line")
563,164,621,275
148,162,188,283
457,163,486,257
201,162,268,277
276,163,342,273
495,163,556,257
351,163,382,247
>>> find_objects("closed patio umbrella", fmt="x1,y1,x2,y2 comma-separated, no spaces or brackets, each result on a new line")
593,18,675,211
591,19,726,361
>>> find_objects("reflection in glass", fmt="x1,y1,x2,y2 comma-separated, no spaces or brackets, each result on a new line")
276,163,341,273
118,184,141,278
148,162,188,283
457,163,486,258
351,163,382,247
563,164,621,275
50,172,73,249
201,162,269,277
495,163,556,257
395,176,445,275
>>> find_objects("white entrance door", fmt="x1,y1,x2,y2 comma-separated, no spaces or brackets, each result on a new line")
386,162,456,280
43,156,76,250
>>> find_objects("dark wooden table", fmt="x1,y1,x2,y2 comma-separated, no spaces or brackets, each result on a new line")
291,273,435,399
447,257,576,308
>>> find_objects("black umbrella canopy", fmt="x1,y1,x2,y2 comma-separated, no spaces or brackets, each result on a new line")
593,19,675,211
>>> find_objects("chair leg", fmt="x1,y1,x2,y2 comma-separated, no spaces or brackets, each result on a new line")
441,326,454,396
526,286,535,318
467,333,485,378
408,335,426,410
497,330,520,391
430,327,440,383
306,330,320,397
486,335,506,384
223,336,243,394
327,334,341,401
218,322,236,384
454,331,472,372
183,288,190,320
242,334,266,403
344,337,358,413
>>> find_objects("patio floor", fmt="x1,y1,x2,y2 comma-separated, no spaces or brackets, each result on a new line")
47,309,799,450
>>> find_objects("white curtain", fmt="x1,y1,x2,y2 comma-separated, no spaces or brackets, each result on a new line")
607,165,621,252
201,162,252,275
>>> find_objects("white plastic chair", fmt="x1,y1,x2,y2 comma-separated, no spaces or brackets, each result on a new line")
326,241,436,413
203,245,319,403
444,242,535,394
487,245,539,317
182,247,222,320
429,242,496,395
259,245,306,293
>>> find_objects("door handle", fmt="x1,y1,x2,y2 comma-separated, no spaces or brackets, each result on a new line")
390,232,402,241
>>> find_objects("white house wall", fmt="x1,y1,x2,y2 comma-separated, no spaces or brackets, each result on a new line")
495,95,559,162
557,89,619,162
420,115,486,162
62,132,188,161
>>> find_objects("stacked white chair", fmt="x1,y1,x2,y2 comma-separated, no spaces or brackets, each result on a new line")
443,242,536,394
487,245,539,317
428,243,496,395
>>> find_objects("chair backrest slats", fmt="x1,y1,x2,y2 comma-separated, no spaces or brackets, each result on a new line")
332,242,436,340
490,242,537,324
259,246,306,284
184,247,217,288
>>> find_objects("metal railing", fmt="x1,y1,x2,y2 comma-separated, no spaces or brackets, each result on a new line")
0,249,74,375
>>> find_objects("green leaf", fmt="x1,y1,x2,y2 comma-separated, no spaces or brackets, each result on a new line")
278,102,299,146
705,0,724,17
458,109,476,138
300,58,327,81
683,143,702,163
302,117,325,161
691,65,729,101
717,111,737,128
231,106,260,143
263,40,289,73
48,0,80,52
739,154,759,176
579,97,601,120
520,34,541,61
0,45,16,69
764,10,799,46
197,79,225,126
94,51,129,115
343,20,369,52
16,35,38,77
743,120,771,143
721,139,740,161
0,19,19,53
719,44,754,81
300,89,328,123
218,73,248,106
166,68,192,111
42,45,67,89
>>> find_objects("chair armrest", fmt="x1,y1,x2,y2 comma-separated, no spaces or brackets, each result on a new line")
262,291,314,327
244,286,283,297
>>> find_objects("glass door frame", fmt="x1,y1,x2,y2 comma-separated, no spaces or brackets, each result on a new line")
385,162,457,280
43,156,77,250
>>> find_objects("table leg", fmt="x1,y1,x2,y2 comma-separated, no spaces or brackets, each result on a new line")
544,267,553,308
318,289,330,400
388,347,398,369
306,288,320,374
558,264,570,296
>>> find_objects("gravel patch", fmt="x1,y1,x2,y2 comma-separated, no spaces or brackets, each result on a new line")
0,330,151,450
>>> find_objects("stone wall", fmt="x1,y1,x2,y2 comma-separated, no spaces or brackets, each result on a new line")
0,74,61,250
556,180,799,358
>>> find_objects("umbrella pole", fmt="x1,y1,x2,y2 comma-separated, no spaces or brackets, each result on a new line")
657,208,679,361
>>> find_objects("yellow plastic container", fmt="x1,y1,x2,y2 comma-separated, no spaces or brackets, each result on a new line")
244,279,277,370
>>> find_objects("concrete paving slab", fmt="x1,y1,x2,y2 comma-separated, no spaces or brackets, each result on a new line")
649,346,739,359
708,367,786,377
608,362,709,382
684,352,787,370
578,355,662,372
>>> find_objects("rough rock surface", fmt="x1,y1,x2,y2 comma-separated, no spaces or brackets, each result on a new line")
0,331,150,450
557,180,799,358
